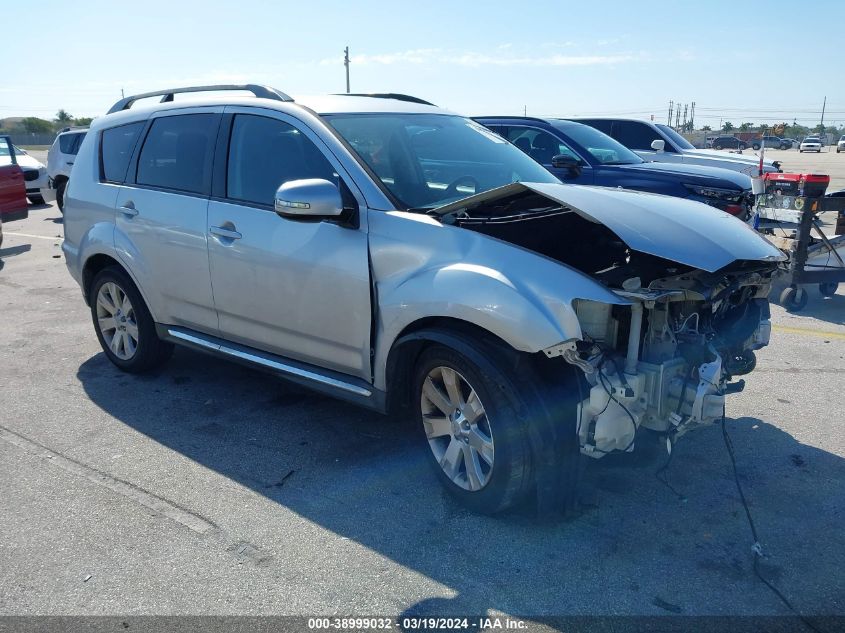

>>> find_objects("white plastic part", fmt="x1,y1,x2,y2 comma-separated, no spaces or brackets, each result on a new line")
625,302,644,375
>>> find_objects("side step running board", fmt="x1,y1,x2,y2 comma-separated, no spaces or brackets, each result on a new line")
159,326,384,412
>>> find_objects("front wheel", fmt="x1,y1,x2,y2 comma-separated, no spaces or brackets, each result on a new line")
713,144,723,150
752,144,761,150
89,266,173,372
413,343,579,515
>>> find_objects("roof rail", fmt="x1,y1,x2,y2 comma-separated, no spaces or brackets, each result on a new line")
107,84,293,114
472,116,556,126
340,93,436,106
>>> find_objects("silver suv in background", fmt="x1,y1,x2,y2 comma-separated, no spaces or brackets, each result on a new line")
47,127,88,210
63,85,783,515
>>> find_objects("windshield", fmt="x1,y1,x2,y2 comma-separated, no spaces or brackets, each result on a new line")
655,124,695,150
555,122,642,165
325,113,559,210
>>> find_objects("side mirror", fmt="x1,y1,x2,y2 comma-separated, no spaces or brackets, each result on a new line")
651,139,665,152
551,154,582,174
274,178,344,219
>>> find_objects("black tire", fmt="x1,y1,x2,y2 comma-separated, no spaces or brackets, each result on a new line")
739,143,748,150
752,143,760,150
55,180,66,212
780,285,809,312
413,341,579,515
819,282,839,297
28,194,45,205
89,266,173,373
713,144,723,150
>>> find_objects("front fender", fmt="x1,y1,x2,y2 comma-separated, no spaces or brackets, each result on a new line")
369,211,628,391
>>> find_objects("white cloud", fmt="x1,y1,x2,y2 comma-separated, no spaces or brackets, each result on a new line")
320,48,642,68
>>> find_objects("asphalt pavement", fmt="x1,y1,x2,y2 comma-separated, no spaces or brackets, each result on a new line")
1,200,844,622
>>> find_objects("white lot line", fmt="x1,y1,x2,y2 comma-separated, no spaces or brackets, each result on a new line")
0,424,274,565
0,424,217,534
3,231,62,242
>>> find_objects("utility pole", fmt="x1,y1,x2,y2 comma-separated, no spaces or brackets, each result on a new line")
121,88,125,98
682,104,688,131
523,105,527,116
690,101,695,130
668,100,673,126
675,104,681,129
820,95,827,137
344,47,350,94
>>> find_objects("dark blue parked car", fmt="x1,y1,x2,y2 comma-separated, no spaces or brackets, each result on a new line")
475,117,753,217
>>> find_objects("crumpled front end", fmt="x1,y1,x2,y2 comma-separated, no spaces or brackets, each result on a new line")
550,263,774,457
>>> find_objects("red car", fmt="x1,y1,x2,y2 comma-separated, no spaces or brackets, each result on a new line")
0,135,29,248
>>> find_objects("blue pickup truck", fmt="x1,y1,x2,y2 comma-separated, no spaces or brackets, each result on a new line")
476,117,754,217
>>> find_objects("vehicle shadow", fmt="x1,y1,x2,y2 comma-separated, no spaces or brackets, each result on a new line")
0,244,32,266
76,348,845,619
43,216,64,224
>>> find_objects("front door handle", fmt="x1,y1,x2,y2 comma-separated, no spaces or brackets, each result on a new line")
209,225,242,240
118,202,139,217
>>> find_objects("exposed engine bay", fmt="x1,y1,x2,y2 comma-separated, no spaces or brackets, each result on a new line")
436,186,780,457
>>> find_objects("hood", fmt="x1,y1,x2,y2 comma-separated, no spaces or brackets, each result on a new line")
624,161,751,189
431,182,785,273
684,148,776,166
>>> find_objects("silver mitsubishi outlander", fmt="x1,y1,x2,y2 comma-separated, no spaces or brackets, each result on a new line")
63,85,784,514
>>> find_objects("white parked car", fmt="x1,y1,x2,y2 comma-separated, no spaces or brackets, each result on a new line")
800,137,822,153
47,128,88,210
837,136,844,153
571,118,781,176
0,144,47,205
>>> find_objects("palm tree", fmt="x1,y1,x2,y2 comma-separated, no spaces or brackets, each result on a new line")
723,121,734,133
55,109,73,124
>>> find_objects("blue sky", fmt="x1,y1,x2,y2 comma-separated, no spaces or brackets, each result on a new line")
4,0,843,128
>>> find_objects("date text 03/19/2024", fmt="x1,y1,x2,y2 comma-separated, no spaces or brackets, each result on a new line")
307,617,528,630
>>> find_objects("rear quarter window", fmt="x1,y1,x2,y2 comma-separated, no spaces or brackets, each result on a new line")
59,132,86,155
100,123,144,184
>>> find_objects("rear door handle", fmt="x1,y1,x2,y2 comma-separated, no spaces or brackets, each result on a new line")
118,202,139,217
209,226,242,240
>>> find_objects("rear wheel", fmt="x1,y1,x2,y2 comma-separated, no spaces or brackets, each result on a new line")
413,342,579,515
55,180,67,212
89,266,173,372
713,143,723,150
752,143,761,150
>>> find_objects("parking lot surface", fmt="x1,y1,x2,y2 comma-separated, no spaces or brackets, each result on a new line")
1,195,844,620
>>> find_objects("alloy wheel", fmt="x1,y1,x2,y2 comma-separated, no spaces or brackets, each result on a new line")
96,282,139,360
421,366,495,491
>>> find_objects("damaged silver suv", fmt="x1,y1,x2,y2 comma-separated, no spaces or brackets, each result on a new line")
63,85,784,514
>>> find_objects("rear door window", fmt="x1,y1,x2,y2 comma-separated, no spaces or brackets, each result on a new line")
136,114,218,195
100,123,143,183
612,121,664,151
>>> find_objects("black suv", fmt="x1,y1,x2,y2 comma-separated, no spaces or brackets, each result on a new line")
711,136,747,150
